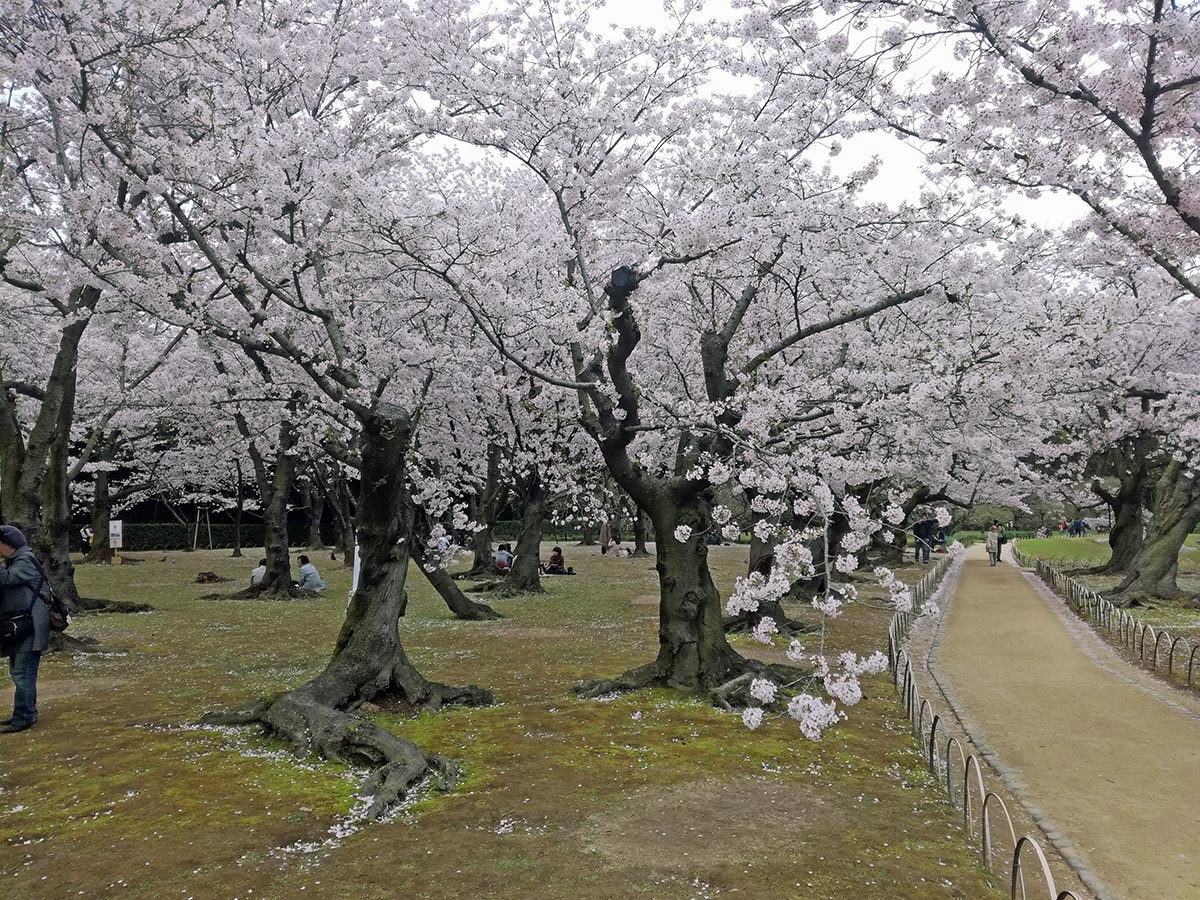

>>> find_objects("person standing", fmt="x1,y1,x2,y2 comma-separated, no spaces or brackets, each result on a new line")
0,525,50,734
985,522,1003,567
912,514,935,564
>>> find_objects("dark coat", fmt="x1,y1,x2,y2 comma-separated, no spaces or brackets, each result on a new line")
912,519,935,543
0,546,51,653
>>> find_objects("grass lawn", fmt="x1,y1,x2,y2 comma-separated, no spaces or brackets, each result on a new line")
0,544,999,898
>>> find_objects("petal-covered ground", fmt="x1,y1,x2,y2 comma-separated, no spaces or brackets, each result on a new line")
0,544,999,898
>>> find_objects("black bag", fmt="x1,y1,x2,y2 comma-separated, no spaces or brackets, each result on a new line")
0,567,42,652
26,557,69,633
0,608,35,647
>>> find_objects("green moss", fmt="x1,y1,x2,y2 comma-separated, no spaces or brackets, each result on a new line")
0,544,1002,897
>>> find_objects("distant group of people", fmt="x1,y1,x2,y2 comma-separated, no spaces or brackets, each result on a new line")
1059,518,1090,538
493,543,574,576
249,554,327,592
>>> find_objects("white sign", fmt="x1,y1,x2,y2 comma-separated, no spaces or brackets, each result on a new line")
350,543,361,599
109,519,124,549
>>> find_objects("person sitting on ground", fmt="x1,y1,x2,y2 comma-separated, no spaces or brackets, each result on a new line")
296,554,327,592
544,546,573,575
495,543,514,573
249,558,268,586
0,525,50,734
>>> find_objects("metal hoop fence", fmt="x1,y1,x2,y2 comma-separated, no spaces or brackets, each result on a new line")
1013,544,1200,691
887,555,1083,900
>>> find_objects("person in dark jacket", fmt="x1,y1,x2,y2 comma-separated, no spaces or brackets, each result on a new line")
912,515,935,564
0,525,50,733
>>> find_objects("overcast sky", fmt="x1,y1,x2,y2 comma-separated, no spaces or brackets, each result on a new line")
584,0,1088,228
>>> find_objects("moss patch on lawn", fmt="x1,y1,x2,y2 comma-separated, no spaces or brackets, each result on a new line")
0,544,999,898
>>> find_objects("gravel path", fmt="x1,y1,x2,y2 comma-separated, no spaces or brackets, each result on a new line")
933,544,1200,900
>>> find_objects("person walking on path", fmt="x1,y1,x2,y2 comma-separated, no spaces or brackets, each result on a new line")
0,525,50,734
984,522,1003,566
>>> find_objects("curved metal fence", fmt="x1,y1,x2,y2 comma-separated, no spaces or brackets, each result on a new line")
1014,544,1200,691
887,555,1084,899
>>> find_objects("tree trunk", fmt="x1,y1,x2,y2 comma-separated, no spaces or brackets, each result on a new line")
202,403,492,818
461,443,502,577
577,522,597,546
1101,492,1144,574
412,543,502,620
40,349,84,612
577,490,782,696
1113,460,1200,602
1092,444,1149,575
631,507,651,557
646,498,744,689
85,469,114,564
231,462,245,558
255,422,296,593
505,468,545,593
324,473,356,567
723,501,813,636
300,478,325,549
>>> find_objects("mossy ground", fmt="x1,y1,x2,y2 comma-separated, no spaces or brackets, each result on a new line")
1,544,1000,898
1016,536,1200,628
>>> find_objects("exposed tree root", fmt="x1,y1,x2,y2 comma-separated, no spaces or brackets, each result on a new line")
205,693,458,818
572,655,809,707
451,566,496,581
709,663,810,711
199,676,489,816
722,612,817,637
199,585,324,602
448,599,503,621
77,597,155,614
47,631,112,654
200,670,492,819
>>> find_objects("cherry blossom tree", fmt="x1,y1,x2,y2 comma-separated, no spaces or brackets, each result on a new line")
395,1,1030,720
3,0,504,811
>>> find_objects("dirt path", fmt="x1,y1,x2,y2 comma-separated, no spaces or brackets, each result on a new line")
934,544,1200,900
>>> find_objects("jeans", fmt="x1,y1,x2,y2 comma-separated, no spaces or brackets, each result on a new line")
8,651,40,725
916,542,930,563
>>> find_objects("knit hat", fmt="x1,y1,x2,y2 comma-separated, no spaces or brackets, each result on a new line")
0,525,28,550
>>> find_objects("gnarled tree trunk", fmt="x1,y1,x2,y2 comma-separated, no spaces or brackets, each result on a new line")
255,422,296,594
410,517,502,621
505,468,545,594
577,488,785,696
202,403,492,818
1113,459,1200,603
231,461,245,558
1092,442,1149,575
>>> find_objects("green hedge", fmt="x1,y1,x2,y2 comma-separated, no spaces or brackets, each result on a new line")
115,522,322,552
